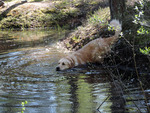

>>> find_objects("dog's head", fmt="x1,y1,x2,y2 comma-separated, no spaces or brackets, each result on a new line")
56,57,73,71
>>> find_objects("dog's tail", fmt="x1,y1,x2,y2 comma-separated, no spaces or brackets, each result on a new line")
110,19,122,37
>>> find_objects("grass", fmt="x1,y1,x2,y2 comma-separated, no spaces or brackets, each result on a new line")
88,7,110,25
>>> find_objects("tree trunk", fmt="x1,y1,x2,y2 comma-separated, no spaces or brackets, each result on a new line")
109,0,126,20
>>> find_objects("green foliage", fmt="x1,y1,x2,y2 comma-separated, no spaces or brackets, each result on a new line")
132,0,144,25
140,47,150,56
108,24,115,31
108,23,124,38
132,0,150,55
89,15,103,24
88,7,110,25
72,36,80,43
137,26,149,35
18,100,28,113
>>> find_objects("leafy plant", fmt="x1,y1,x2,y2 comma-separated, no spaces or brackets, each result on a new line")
140,47,150,56
137,26,149,35
133,0,150,54
18,101,28,113
72,36,80,43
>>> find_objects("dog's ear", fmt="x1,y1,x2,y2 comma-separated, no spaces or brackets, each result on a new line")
67,57,75,68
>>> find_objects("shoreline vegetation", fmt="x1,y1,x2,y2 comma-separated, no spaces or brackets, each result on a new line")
0,0,108,29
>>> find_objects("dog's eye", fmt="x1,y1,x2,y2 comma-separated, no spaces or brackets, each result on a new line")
62,62,65,65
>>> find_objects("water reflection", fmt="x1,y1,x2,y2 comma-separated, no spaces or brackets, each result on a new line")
0,28,68,53
0,29,148,113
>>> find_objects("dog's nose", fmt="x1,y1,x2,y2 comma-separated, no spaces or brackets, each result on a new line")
56,67,60,71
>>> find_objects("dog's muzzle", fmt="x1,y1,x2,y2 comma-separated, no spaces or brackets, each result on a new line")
56,67,60,71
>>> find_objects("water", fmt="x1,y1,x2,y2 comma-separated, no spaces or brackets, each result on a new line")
0,29,149,113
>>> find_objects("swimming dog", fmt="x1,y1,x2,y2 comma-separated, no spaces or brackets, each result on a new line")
56,19,122,71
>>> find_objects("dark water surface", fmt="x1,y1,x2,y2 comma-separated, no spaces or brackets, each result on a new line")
0,29,148,113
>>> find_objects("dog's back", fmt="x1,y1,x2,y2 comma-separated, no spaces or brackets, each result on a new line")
78,19,122,62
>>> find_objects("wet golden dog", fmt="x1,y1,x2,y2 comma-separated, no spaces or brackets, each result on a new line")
56,19,122,71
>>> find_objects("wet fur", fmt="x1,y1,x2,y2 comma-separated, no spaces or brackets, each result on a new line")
56,20,122,71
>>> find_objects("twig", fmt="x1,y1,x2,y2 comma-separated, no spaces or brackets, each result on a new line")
97,94,110,112
120,36,149,112
132,36,150,112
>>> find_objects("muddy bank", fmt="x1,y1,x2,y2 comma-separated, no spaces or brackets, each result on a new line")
0,0,108,29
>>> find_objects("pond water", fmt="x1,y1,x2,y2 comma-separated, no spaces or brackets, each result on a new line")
0,29,149,113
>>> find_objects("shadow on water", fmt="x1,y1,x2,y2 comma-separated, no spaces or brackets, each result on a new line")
0,29,149,113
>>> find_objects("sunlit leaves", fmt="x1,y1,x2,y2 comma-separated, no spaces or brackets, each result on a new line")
137,26,149,35
140,47,150,56
132,0,150,56
18,101,28,113
132,0,144,24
